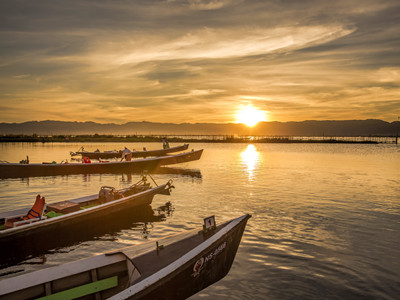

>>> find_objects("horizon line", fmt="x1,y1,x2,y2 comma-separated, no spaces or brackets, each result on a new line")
1,118,399,126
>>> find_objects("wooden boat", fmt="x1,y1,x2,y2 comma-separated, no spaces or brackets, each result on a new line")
0,149,203,179
71,144,189,159
0,176,173,247
0,201,174,269
0,214,251,300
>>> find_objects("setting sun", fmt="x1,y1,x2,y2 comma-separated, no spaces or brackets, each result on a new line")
235,106,267,127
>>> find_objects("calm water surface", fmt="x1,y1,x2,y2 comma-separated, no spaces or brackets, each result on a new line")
0,142,399,299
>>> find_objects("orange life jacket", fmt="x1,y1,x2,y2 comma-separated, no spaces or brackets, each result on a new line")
24,195,46,220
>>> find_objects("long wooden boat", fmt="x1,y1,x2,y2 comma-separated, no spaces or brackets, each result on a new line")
71,144,189,159
0,202,173,269
0,149,203,179
0,176,173,248
0,214,251,300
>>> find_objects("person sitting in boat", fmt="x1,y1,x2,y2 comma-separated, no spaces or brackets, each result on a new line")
162,137,170,149
121,147,132,161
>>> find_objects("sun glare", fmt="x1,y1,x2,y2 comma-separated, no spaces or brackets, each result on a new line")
240,144,259,181
236,106,267,127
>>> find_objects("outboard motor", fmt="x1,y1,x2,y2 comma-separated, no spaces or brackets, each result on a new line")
98,186,115,203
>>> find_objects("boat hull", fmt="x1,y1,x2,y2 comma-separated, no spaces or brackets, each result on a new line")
0,149,202,178
0,183,172,267
128,215,249,300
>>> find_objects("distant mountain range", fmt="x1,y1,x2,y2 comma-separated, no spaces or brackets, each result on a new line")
0,119,399,136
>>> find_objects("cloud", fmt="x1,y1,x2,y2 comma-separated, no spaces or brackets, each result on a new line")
375,68,400,83
187,0,239,10
103,25,354,66
0,0,399,123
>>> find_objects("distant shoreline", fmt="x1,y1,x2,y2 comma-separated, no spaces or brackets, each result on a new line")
0,134,397,144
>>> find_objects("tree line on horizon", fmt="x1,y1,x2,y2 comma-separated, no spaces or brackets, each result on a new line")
0,119,399,137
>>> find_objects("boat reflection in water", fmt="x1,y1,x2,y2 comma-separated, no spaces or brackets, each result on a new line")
14,167,201,186
10,167,201,188
0,202,174,270
151,166,202,178
240,144,260,181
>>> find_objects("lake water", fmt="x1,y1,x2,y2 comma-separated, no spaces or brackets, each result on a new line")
0,142,399,299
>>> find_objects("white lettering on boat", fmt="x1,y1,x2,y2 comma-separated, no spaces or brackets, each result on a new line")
192,241,227,277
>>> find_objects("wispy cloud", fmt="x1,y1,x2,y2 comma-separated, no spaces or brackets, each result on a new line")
0,0,399,123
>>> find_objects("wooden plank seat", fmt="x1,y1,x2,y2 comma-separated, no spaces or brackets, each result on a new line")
4,216,47,229
46,201,80,214
68,195,98,205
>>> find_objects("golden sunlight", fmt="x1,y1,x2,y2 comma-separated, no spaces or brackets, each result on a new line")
240,144,259,181
235,106,267,127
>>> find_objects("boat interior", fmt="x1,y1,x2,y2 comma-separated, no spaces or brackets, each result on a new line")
0,177,152,231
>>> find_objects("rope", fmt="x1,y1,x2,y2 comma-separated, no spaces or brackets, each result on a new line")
148,174,158,186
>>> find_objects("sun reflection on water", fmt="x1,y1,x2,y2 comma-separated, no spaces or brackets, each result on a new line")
240,144,259,181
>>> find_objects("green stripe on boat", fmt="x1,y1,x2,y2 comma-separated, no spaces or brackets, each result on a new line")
45,211,64,218
37,276,118,299
80,204,99,210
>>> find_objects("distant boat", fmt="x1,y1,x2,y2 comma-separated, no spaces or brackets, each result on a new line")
0,176,174,247
0,149,203,178
0,214,251,300
70,144,189,159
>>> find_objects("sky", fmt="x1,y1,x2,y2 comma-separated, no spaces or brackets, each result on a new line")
0,0,399,124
